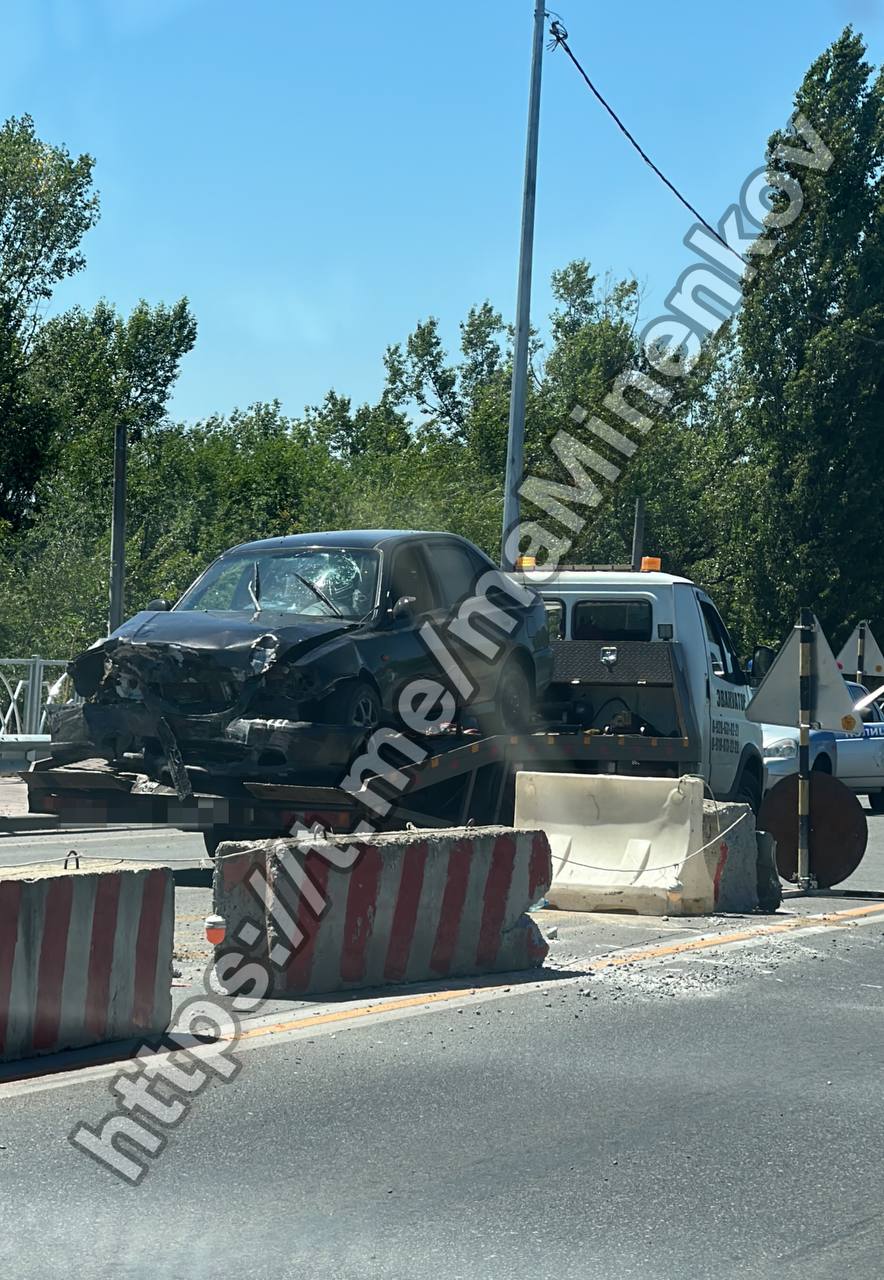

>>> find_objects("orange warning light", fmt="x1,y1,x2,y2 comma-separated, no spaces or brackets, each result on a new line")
640,556,662,572
205,914,227,946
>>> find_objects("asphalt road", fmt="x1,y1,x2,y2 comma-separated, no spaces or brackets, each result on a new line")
3,815,884,1278
2,902,884,1280
0,823,208,871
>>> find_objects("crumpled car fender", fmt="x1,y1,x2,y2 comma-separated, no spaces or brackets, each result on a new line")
284,633,366,703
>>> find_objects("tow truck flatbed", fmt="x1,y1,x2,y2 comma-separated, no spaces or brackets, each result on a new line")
24,723,698,834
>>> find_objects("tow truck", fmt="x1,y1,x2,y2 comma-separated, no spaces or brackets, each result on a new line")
23,560,767,849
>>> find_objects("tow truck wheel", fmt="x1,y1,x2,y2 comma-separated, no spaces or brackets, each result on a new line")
202,827,267,858
735,775,762,816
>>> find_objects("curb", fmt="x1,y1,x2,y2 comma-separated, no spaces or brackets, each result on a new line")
0,815,60,835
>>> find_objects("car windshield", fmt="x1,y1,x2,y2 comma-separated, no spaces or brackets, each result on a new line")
176,548,380,620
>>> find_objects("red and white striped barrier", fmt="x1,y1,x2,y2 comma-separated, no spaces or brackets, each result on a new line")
213,827,552,997
0,865,173,1063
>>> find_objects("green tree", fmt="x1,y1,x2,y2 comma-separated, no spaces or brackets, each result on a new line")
0,114,99,343
706,27,884,647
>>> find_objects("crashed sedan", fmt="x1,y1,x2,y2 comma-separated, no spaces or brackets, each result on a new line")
54,529,552,798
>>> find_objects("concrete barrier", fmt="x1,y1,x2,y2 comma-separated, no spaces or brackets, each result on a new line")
0,864,173,1062
212,826,552,997
514,772,761,915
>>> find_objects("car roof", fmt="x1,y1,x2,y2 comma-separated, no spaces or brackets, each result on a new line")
223,529,475,555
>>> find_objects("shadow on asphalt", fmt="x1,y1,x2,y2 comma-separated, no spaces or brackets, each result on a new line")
172,866,212,888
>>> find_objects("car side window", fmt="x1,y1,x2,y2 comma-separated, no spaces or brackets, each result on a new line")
699,599,742,682
425,541,482,608
388,545,437,616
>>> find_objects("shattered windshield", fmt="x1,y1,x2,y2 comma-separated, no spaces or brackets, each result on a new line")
176,548,380,620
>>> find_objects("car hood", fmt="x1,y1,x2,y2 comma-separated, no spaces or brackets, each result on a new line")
69,609,356,698
109,608,353,653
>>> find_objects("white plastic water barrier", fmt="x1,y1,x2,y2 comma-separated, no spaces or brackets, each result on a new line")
515,772,747,915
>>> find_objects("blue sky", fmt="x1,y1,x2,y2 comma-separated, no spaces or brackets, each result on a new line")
4,0,882,423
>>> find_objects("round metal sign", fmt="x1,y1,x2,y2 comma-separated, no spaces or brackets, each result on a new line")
758,772,868,888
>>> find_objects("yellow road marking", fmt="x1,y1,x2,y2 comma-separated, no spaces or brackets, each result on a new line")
238,984,499,1041
582,902,884,971
233,902,884,1045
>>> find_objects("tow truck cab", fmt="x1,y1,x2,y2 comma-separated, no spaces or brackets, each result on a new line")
518,567,765,808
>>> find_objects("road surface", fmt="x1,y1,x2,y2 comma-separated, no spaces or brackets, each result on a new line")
2,817,884,1278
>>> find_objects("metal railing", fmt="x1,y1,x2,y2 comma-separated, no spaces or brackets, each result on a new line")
0,657,73,738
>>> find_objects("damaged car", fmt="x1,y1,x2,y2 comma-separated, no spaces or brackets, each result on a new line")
53,529,552,798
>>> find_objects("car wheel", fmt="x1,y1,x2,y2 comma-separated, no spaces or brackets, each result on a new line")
322,679,381,731
478,660,534,736
868,791,884,813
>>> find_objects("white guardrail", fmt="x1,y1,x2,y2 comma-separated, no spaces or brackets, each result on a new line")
0,657,72,739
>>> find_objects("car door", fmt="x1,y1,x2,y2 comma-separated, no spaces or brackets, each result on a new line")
365,540,444,718
420,537,509,709
837,685,884,789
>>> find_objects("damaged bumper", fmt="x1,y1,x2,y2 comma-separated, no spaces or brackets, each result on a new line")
49,701,365,796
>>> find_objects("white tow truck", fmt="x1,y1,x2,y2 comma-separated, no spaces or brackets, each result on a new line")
521,562,766,810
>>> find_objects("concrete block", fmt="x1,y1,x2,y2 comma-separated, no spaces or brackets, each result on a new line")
212,826,552,997
0,863,173,1062
515,772,761,915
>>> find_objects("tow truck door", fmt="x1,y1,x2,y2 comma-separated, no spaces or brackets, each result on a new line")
694,591,752,796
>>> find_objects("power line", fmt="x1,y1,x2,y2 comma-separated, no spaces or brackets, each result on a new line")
547,18,747,267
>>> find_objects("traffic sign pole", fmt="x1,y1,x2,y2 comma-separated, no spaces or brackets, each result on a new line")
857,619,866,684
796,608,816,891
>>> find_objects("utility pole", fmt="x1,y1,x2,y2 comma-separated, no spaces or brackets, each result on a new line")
108,420,127,634
500,0,546,570
630,496,645,571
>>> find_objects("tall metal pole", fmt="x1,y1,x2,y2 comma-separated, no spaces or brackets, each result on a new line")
630,496,645,571
500,0,546,570
857,619,866,684
796,608,816,891
108,420,127,634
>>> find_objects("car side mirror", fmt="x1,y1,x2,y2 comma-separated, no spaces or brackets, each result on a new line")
147,598,172,612
390,595,416,621
750,643,776,685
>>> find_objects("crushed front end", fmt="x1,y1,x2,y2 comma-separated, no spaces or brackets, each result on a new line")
52,627,360,799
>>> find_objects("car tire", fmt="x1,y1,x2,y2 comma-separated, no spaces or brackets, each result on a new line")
478,659,534,736
868,791,884,813
321,679,381,731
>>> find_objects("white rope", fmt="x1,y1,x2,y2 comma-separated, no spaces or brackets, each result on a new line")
552,808,752,876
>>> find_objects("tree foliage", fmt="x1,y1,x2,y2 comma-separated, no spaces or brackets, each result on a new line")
1,28,883,664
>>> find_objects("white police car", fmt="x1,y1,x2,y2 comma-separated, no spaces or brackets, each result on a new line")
762,681,884,810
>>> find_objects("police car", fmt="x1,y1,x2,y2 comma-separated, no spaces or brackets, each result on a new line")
762,680,884,810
